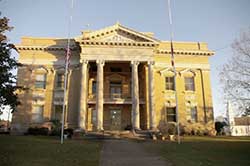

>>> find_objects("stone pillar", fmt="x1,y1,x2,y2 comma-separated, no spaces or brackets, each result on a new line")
148,61,156,130
78,60,88,130
96,60,105,131
131,61,140,130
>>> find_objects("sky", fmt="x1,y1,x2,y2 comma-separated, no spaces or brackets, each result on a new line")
0,0,250,120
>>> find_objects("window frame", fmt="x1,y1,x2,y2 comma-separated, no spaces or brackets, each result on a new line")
184,77,195,91
165,76,175,90
54,105,63,122
166,107,176,122
56,73,65,89
190,106,198,122
35,74,47,89
110,81,122,98
31,105,44,123
92,81,97,94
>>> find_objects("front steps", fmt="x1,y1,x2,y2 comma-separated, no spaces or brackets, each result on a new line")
73,130,153,140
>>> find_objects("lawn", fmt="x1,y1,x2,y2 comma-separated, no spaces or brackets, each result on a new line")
143,136,250,166
0,135,102,166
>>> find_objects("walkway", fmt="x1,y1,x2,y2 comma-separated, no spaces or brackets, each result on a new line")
99,139,170,166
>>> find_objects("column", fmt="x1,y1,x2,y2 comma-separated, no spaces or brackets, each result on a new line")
148,61,156,130
78,60,88,130
131,61,140,130
96,60,105,131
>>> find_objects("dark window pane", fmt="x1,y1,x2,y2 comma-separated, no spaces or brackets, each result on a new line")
92,81,96,94
184,77,195,91
56,74,64,88
110,81,122,98
166,107,176,122
54,105,63,121
165,77,175,90
191,107,198,122
35,74,46,89
110,67,122,72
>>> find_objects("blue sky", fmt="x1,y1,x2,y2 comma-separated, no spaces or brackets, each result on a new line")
0,0,250,119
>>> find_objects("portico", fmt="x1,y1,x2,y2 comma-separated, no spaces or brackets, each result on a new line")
78,59,156,131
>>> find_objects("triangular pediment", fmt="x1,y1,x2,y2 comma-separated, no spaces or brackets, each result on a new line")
81,23,160,43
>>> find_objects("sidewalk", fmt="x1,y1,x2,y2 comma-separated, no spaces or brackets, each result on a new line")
99,140,171,166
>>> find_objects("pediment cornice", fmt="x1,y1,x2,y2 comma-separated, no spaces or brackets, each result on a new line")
79,23,160,46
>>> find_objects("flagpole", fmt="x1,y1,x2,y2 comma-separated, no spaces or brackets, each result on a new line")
167,0,181,144
61,0,74,144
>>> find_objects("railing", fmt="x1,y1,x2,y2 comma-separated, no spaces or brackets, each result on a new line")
88,93,132,100
88,93,145,104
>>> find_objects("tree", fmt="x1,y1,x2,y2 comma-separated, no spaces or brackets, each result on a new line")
0,16,21,112
242,106,250,117
220,28,250,115
215,121,227,135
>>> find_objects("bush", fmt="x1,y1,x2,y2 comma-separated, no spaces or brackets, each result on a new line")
27,127,49,135
158,121,177,136
124,125,132,130
64,128,73,138
50,120,61,136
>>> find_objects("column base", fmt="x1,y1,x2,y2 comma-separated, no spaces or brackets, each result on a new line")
150,127,158,132
132,127,141,131
73,128,86,139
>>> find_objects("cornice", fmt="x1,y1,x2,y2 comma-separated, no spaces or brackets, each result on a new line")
80,41,157,47
155,49,214,56
15,45,79,51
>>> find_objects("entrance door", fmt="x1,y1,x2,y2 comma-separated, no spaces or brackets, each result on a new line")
110,109,121,130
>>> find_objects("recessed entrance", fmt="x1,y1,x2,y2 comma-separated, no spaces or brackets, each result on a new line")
110,109,121,130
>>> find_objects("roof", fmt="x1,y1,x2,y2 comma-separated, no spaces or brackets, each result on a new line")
234,117,250,126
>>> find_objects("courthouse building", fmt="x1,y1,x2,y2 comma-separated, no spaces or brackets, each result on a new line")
11,23,215,133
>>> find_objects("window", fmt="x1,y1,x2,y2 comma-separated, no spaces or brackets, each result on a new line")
92,109,97,125
92,81,96,94
35,74,46,89
110,67,122,72
185,77,195,91
54,105,63,122
165,77,175,90
190,107,198,122
166,107,176,122
56,73,64,88
31,105,44,123
110,81,122,98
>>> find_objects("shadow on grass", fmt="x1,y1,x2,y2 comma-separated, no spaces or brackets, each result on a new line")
0,135,102,166
142,136,250,166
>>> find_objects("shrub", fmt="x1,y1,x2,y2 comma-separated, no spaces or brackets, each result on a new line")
64,128,73,138
49,120,61,136
27,127,49,135
158,121,177,136
125,125,132,130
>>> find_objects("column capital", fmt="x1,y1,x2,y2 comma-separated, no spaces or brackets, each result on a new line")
82,60,88,65
96,59,105,66
131,60,140,66
147,61,155,66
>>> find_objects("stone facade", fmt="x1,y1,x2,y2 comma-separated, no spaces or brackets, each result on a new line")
11,23,215,134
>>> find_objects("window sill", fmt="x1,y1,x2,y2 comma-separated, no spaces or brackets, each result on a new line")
162,90,175,93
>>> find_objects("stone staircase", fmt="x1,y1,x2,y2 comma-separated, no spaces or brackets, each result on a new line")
73,130,154,140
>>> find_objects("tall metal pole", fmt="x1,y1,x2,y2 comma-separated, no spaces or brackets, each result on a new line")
61,0,74,144
167,0,181,144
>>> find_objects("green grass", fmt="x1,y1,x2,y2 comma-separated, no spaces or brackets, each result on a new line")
143,136,250,166
0,135,102,166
